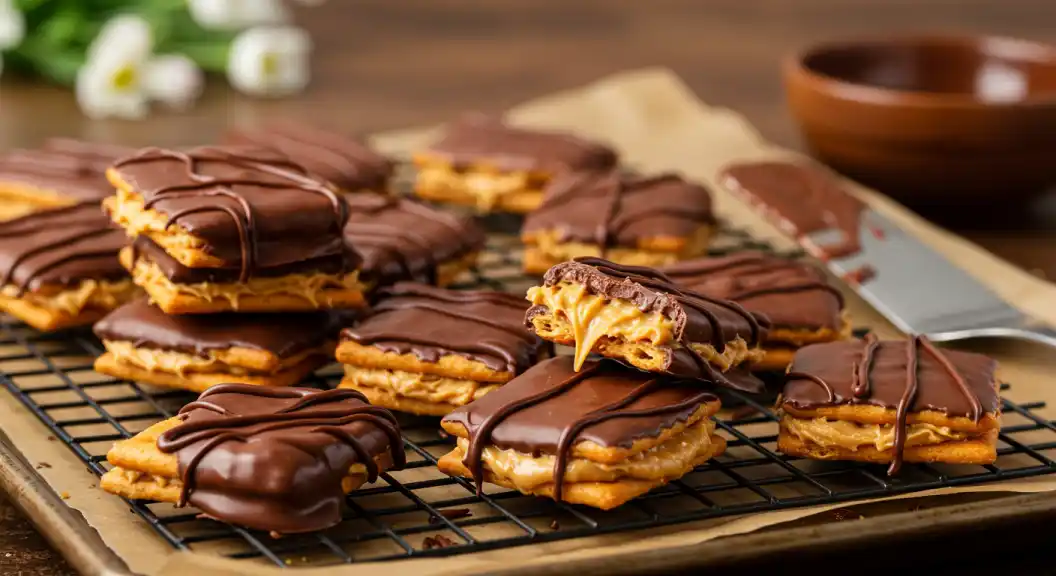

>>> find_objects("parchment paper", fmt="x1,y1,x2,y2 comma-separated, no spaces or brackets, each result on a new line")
3,68,1055,575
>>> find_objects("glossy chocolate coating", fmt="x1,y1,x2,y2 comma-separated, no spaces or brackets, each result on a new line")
527,258,767,388
721,161,865,259
443,357,718,499
0,203,127,292
341,283,548,374
423,114,617,173
110,145,353,280
783,336,997,475
93,299,336,358
156,384,404,534
344,193,485,287
225,123,393,192
129,235,352,284
522,171,714,247
663,252,844,331
0,139,135,200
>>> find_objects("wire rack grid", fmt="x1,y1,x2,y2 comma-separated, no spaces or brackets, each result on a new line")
0,225,1054,569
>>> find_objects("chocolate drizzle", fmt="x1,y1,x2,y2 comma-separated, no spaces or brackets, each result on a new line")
782,337,993,475
523,171,715,250
721,161,865,260
529,257,767,390
112,146,351,282
344,194,485,286
156,384,405,533
446,358,718,500
342,283,547,373
0,203,127,293
663,252,844,331
0,139,134,201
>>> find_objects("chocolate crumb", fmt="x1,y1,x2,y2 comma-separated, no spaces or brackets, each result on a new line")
36,462,51,469
423,535,457,550
549,519,560,530
827,508,863,521
46,436,56,441
429,508,472,524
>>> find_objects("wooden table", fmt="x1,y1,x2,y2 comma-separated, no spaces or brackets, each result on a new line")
1,1,1054,573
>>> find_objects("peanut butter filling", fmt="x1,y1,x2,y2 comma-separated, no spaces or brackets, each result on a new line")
528,281,676,371
104,188,219,268
342,366,499,405
2,279,137,316
782,416,969,452
455,419,715,490
417,164,542,212
526,227,712,269
103,340,321,377
126,251,364,308
111,462,368,493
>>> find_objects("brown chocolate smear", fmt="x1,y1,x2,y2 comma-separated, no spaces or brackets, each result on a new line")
111,145,353,282
342,283,548,374
663,252,844,331
93,300,337,359
443,357,718,500
344,194,485,287
424,114,617,173
721,161,865,259
128,235,352,285
0,139,135,201
0,203,127,293
522,171,714,249
783,336,996,475
528,257,767,391
156,384,405,534
225,122,393,192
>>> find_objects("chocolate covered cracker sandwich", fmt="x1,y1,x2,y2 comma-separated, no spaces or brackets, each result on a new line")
521,171,716,274
413,115,617,214
0,139,134,221
344,194,485,289
0,204,137,331
93,300,337,392
225,122,393,194
337,283,550,416
104,145,366,314
777,336,1001,474
100,384,404,533
526,257,767,392
663,252,851,371
438,357,725,510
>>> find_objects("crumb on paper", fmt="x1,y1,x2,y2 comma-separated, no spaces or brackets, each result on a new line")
46,435,56,441
550,519,560,530
828,508,863,521
423,535,457,550
60,491,70,500
36,462,51,469
269,531,283,540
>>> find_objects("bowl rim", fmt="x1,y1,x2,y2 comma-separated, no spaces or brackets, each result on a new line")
785,33,1056,109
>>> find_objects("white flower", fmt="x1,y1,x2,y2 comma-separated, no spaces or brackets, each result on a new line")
88,14,153,62
144,54,204,110
227,26,311,97
0,0,25,50
76,49,149,120
188,0,289,30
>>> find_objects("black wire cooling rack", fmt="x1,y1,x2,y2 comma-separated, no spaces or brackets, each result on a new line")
1,226,1055,568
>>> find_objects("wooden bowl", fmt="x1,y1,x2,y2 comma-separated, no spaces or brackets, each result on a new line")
784,35,1056,211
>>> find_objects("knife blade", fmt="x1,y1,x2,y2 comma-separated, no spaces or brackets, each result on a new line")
803,209,1028,335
